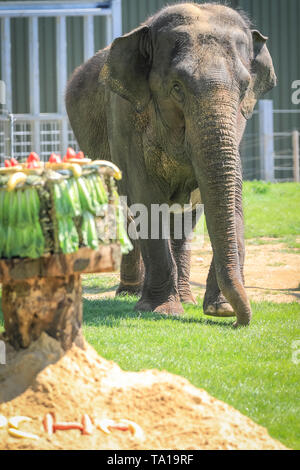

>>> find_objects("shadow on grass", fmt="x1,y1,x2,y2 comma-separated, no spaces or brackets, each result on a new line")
82,283,119,295
83,296,233,329
246,285,300,302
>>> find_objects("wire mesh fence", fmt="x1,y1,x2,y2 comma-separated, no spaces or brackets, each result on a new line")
0,110,299,182
0,115,79,164
13,121,32,160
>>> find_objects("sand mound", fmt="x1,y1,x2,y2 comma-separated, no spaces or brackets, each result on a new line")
0,333,286,450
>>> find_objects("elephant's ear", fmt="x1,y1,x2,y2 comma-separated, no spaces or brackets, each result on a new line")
100,26,151,113
241,30,277,119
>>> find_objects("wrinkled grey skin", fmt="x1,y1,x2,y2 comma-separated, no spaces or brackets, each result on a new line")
66,3,276,326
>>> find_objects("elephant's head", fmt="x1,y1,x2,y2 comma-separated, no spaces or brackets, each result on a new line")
100,3,276,325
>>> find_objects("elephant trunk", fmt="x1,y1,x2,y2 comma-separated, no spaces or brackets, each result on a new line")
187,92,252,325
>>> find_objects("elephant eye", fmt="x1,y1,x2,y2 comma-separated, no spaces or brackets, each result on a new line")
171,83,185,102
236,40,249,61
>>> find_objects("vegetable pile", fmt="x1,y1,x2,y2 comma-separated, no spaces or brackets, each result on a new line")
0,149,132,259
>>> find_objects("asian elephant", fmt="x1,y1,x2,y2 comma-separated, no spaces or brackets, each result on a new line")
66,2,276,326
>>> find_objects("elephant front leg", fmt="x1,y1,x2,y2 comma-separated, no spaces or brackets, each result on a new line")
204,179,245,317
203,258,236,317
203,157,245,318
135,238,184,316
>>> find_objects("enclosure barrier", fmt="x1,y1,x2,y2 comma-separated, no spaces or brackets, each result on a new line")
240,102,300,182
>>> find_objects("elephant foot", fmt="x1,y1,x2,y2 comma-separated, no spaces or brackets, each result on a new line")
180,291,197,305
177,282,197,305
154,299,184,316
203,289,235,318
135,296,184,316
204,301,235,318
116,282,143,297
233,320,250,328
134,298,153,312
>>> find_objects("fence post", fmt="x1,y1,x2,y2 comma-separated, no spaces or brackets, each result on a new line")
111,0,122,39
83,16,94,61
28,16,40,155
56,16,68,155
259,100,275,182
293,130,299,183
1,18,12,114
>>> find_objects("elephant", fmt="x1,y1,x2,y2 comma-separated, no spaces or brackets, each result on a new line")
66,2,276,326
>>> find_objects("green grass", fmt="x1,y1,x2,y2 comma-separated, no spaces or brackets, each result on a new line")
198,181,300,251
0,182,299,449
243,181,300,240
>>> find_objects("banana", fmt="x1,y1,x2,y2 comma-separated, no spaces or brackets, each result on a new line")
77,178,94,213
57,218,72,254
9,190,18,227
3,190,13,226
45,162,82,178
61,179,77,217
82,211,98,250
67,217,79,253
53,182,64,217
57,217,79,254
0,224,4,257
8,416,31,429
5,225,13,258
96,419,116,435
86,175,102,216
119,419,145,441
23,188,34,225
0,190,5,225
92,161,122,180
67,158,92,165
93,174,108,205
22,225,33,257
8,428,39,440
0,165,23,174
34,221,45,257
67,178,81,217
7,172,27,191
16,189,26,227
113,190,133,254
29,188,40,221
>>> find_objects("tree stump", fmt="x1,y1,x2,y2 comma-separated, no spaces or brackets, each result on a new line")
0,245,121,350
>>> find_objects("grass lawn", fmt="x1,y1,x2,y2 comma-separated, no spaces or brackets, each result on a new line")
0,182,299,449
243,181,300,248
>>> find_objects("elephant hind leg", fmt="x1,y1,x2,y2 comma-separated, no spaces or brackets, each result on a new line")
170,211,197,305
115,205,144,297
171,238,196,305
116,238,144,297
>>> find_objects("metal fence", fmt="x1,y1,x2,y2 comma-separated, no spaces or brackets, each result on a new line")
240,103,300,182
0,113,80,163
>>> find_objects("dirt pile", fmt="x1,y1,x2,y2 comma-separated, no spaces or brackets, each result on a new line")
0,333,286,450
